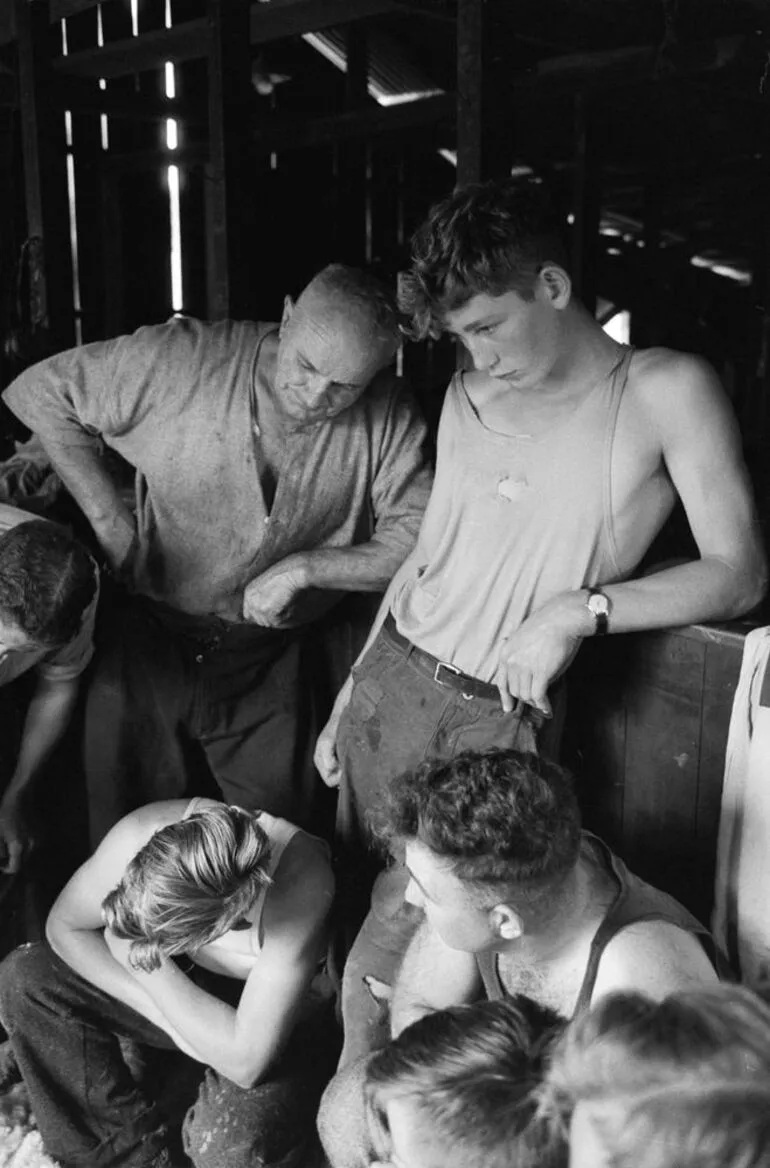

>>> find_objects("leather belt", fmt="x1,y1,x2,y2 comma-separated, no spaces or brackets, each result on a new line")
383,613,501,702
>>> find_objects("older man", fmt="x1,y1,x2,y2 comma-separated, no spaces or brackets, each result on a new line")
3,264,431,840
318,748,727,1168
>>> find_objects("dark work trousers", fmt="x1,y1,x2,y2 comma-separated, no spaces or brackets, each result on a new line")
84,587,321,847
0,941,340,1168
333,619,563,1064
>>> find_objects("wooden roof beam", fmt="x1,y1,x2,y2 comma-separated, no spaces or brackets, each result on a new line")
531,34,748,89
51,0,400,80
103,91,454,171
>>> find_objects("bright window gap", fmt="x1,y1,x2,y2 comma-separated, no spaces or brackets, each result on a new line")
60,21,82,344
97,5,109,150
165,2,183,312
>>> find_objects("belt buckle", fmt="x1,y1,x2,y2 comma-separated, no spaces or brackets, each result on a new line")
433,659,462,688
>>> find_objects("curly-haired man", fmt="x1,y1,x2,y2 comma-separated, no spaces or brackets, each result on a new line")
318,749,727,1168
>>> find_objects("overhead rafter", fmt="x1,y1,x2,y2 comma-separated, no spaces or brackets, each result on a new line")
51,0,402,80
103,91,454,171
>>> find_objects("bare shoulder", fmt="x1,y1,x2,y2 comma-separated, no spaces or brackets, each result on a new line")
265,831,335,933
629,346,730,419
592,918,719,1003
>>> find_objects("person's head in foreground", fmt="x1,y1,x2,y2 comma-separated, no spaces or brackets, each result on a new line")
0,518,97,660
101,804,273,971
399,179,578,386
376,748,582,953
365,996,567,1168
541,982,770,1168
274,262,401,425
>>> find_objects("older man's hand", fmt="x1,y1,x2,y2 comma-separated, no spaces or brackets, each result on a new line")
242,555,310,628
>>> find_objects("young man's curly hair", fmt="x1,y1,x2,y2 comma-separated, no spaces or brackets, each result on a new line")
399,179,569,341
375,748,582,915
102,805,273,972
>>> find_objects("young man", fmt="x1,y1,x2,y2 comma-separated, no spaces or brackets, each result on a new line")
543,983,770,1168
318,748,725,1168
365,998,565,1168
0,797,336,1168
3,264,431,842
0,504,98,873
315,180,766,886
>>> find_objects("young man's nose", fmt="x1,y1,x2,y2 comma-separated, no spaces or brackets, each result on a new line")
467,339,499,372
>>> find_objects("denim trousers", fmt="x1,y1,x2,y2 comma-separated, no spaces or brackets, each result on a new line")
332,620,552,1056
0,942,339,1168
84,586,322,847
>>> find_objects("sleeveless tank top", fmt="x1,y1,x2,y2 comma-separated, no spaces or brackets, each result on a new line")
391,349,635,681
182,796,299,970
477,832,731,1015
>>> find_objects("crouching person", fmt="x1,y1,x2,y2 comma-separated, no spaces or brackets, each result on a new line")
365,997,567,1168
0,796,337,1168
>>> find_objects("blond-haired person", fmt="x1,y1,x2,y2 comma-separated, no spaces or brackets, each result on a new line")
0,797,335,1168
542,983,770,1168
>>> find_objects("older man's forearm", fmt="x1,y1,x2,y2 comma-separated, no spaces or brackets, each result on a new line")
45,443,136,569
298,538,415,594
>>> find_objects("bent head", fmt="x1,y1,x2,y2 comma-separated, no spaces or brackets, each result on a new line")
541,984,770,1168
400,180,572,385
101,805,273,971
0,519,97,663
376,749,582,952
365,997,566,1168
274,263,400,424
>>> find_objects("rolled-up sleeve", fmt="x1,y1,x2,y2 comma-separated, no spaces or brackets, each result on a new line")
370,381,433,561
2,324,184,449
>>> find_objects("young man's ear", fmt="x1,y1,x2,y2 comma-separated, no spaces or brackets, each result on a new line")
280,295,294,334
538,265,571,310
489,903,523,942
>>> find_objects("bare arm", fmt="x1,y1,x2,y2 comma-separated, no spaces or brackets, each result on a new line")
496,353,768,714
0,675,79,873
45,446,136,573
314,547,421,786
121,835,334,1086
45,804,192,1039
590,920,719,1004
389,918,482,1037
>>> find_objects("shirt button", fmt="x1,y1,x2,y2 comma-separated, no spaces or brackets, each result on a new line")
263,516,270,524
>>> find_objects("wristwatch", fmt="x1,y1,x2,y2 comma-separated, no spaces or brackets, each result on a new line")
585,587,611,636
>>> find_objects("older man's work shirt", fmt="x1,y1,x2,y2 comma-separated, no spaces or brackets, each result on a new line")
3,319,432,620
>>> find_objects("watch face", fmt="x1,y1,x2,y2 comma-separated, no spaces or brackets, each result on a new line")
588,592,610,617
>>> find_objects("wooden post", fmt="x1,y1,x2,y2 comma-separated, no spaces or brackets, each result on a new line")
571,91,601,317
15,0,75,353
456,0,509,187
334,22,369,265
99,168,124,338
205,0,256,320
631,178,663,348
